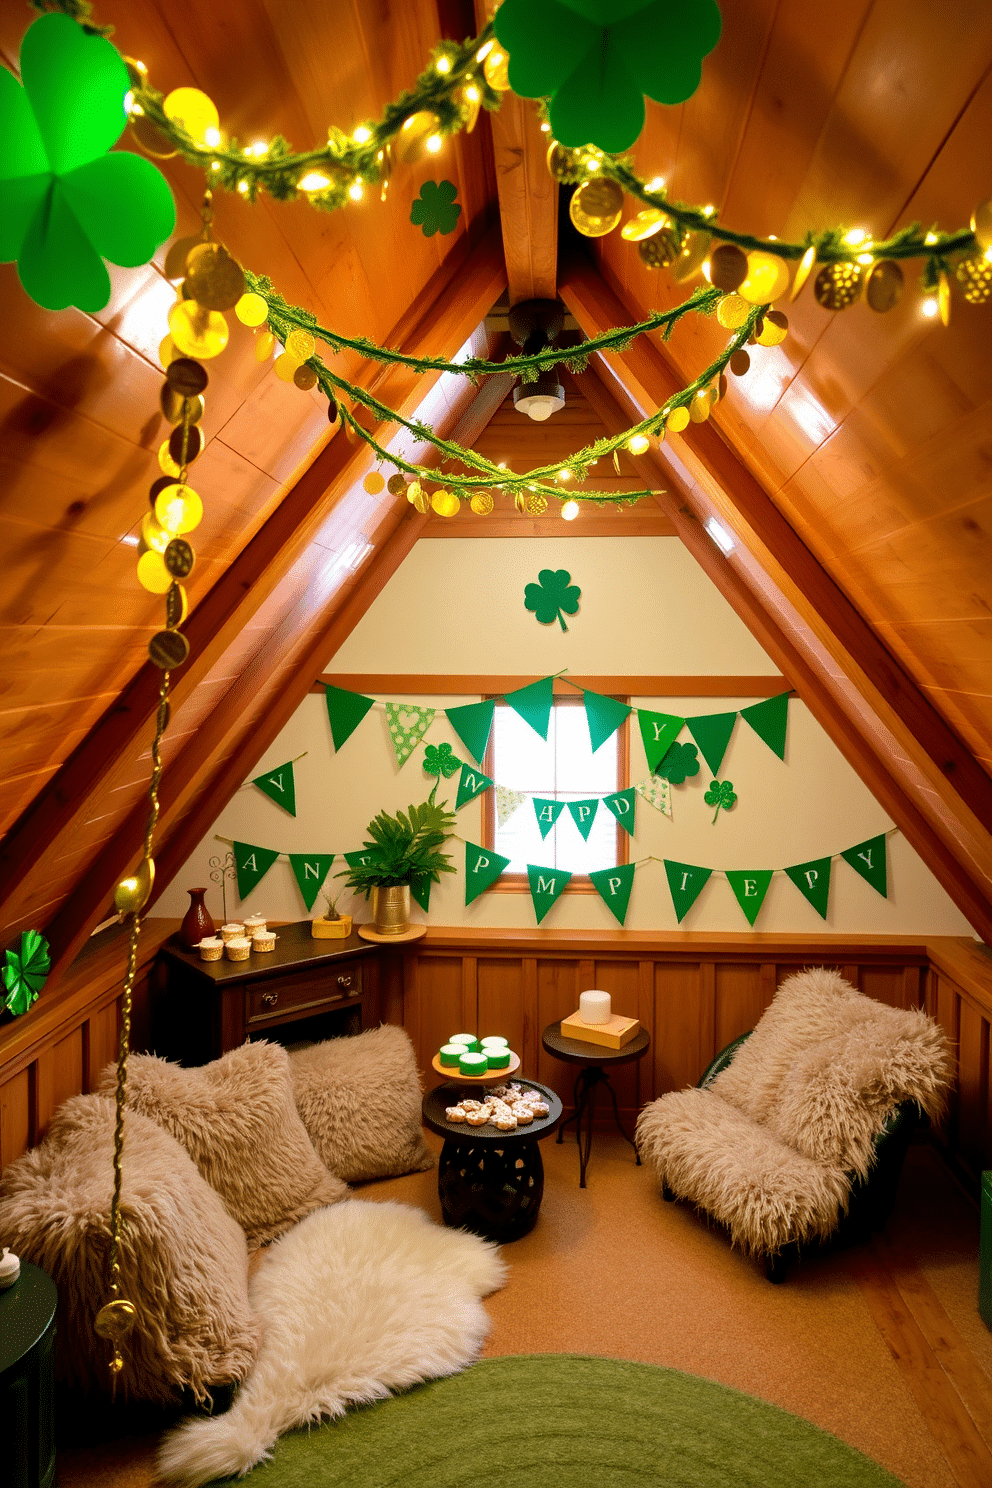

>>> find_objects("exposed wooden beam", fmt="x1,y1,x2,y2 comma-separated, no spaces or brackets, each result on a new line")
576,361,992,942
421,508,675,537
0,230,508,946
315,675,789,696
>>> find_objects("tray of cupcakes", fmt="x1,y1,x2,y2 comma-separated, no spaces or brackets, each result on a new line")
430,1034,521,1083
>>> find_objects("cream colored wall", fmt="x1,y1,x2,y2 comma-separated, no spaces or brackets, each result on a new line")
156,538,973,935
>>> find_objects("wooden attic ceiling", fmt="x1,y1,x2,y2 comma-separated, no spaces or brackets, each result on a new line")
0,0,991,972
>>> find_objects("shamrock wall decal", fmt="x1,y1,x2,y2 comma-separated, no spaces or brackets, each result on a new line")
0,14,176,311
704,778,738,823
655,741,700,785
423,742,461,779
524,569,581,632
494,0,722,155
410,179,462,238
2,929,50,1017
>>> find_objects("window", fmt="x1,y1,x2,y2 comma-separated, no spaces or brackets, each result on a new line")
483,696,628,883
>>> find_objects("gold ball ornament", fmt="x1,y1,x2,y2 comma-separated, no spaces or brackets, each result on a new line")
708,244,749,292
136,549,172,594
790,244,817,302
955,254,992,304
168,300,229,359
971,199,992,252
387,473,408,496
470,493,494,515
235,292,269,327
274,352,301,382
638,228,680,269
148,628,190,669
689,389,712,423
865,259,904,313
622,209,669,242
286,329,316,361
431,490,460,518
738,251,790,303
546,141,582,184
569,178,624,238
163,235,201,281
716,293,750,329
525,490,548,516
483,47,511,91
163,87,219,145
814,261,864,310
363,472,386,494
155,483,203,535
666,406,690,433
671,230,712,284
254,330,276,362
395,111,441,165
293,364,318,391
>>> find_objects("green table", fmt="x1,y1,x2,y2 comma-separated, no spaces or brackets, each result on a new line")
0,1263,57,1488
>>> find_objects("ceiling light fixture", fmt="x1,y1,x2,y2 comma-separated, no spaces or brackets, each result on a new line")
508,299,566,422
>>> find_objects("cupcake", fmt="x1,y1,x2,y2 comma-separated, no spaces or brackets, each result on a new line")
243,914,267,936
198,937,224,962
458,1051,489,1076
480,1036,508,1052
220,922,245,943
439,1043,466,1067
449,1033,480,1052
486,1047,511,1069
225,935,251,961
252,930,276,953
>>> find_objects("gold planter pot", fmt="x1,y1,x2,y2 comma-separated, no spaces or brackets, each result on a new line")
371,884,411,936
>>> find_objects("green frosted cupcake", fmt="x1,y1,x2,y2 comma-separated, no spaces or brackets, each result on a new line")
486,1047,511,1069
439,1043,466,1067
458,1051,489,1075
449,1033,480,1052
480,1036,508,1051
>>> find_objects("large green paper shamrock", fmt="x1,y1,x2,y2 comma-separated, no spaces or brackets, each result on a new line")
494,0,722,154
704,778,737,823
423,742,461,779
655,740,700,785
410,179,462,238
2,929,50,1017
0,14,176,311
524,569,581,632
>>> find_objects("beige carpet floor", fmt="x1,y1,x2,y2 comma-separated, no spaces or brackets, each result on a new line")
58,1133,990,1488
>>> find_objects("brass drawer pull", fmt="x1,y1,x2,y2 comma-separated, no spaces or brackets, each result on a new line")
261,991,279,1007
336,974,353,990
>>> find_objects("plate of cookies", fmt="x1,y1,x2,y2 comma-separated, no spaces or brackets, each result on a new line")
442,1083,552,1134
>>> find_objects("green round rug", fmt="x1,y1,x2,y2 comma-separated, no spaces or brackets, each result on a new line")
236,1355,906,1487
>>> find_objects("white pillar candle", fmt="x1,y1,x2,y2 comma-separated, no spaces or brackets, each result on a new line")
579,990,611,1024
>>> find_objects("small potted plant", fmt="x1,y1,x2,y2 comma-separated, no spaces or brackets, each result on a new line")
310,885,353,940
337,795,456,936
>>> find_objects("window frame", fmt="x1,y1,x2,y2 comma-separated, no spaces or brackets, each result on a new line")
480,691,630,893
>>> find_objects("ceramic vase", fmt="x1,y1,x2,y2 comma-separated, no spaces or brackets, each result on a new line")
371,885,411,936
180,887,215,949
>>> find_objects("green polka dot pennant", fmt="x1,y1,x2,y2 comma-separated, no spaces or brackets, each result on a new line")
385,702,435,768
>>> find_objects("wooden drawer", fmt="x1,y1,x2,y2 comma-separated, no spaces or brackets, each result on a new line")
245,960,363,1027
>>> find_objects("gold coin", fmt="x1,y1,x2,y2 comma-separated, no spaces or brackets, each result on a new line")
129,114,177,158
410,485,430,515
689,389,712,422
364,472,385,494
622,209,668,242
163,86,219,144
235,292,268,327
738,251,790,303
546,141,581,183
638,228,679,268
716,293,750,329
159,382,185,424
483,48,511,91
514,491,528,513
163,235,202,281
168,423,203,466
94,1297,138,1341
470,493,494,515
140,512,169,553
708,244,748,292
136,549,172,594
790,244,817,302
293,364,318,391
672,230,712,283
729,349,751,375
157,439,181,477
813,261,863,310
184,243,245,311
666,406,690,433
148,628,191,669
158,335,176,368
165,582,189,627
971,198,992,252
168,300,229,359
395,111,440,165
431,490,460,517
955,254,992,304
569,178,624,237
865,259,903,313
286,329,316,361
387,473,408,496
155,483,203,535
164,538,195,577
254,330,275,362
937,270,951,326
525,491,548,516
274,352,300,382
165,357,208,396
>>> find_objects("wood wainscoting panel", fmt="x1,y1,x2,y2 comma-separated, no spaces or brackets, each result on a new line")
926,961,992,1187
0,1067,31,1170
713,962,766,1053
652,961,705,1097
415,955,465,1089
477,958,525,1068
861,964,921,1009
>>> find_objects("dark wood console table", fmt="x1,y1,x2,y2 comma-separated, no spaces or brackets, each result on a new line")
153,921,379,1065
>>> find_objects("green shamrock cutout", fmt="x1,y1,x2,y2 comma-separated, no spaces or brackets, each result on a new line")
410,179,462,238
423,742,461,779
524,569,581,632
0,14,176,312
3,929,50,1017
655,741,700,785
704,778,737,823
494,0,722,154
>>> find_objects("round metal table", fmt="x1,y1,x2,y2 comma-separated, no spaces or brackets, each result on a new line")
542,1020,651,1188
0,1262,57,1488
422,1078,562,1242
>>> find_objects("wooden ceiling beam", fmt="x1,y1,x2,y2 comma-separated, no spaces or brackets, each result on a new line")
575,361,992,941
0,229,507,948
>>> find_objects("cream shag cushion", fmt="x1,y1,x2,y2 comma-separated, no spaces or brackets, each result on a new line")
157,1199,506,1486
636,968,953,1257
98,1040,348,1246
290,1024,435,1182
0,1095,258,1402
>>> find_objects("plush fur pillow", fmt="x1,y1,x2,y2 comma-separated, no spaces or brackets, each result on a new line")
98,1041,348,1246
290,1025,435,1183
0,1095,258,1403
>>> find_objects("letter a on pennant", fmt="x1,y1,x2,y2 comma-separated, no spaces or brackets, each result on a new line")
464,841,510,904
589,863,636,926
532,798,565,840
840,834,887,897
784,856,832,919
725,869,773,928
526,864,572,923
233,841,281,902
288,853,335,911
663,859,712,923
251,759,297,816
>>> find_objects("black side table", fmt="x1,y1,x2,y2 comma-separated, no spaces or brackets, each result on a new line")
1,1263,57,1488
542,1021,651,1188
422,1079,562,1243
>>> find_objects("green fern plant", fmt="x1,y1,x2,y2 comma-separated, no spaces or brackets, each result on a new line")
337,796,456,897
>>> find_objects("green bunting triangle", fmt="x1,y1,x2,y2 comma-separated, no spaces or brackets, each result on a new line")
583,690,632,752
532,798,565,839
445,699,495,764
663,860,712,924
589,863,636,926
233,841,281,902
455,764,493,811
504,676,553,739
324,684,375,751
841,835,887,898
526,864,572,924
464,841,511,904
251,759,297,816
685,711,737,776
566,798,599,841
343,848,381,872
384,703,435,768
637,710,684,772
740,692,790,760
784,856,832,920
602,787,637,836
726,870,774,927
288,853,335,912
410,874,432,913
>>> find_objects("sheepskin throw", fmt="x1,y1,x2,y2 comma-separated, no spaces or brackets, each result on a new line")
0,1095,258,1402
98,1040,348,1246
636,968,953,1258
157,1200,506,1486
291,1025,435,1182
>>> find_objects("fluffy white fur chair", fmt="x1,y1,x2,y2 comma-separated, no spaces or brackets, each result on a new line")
635,969,953,1271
